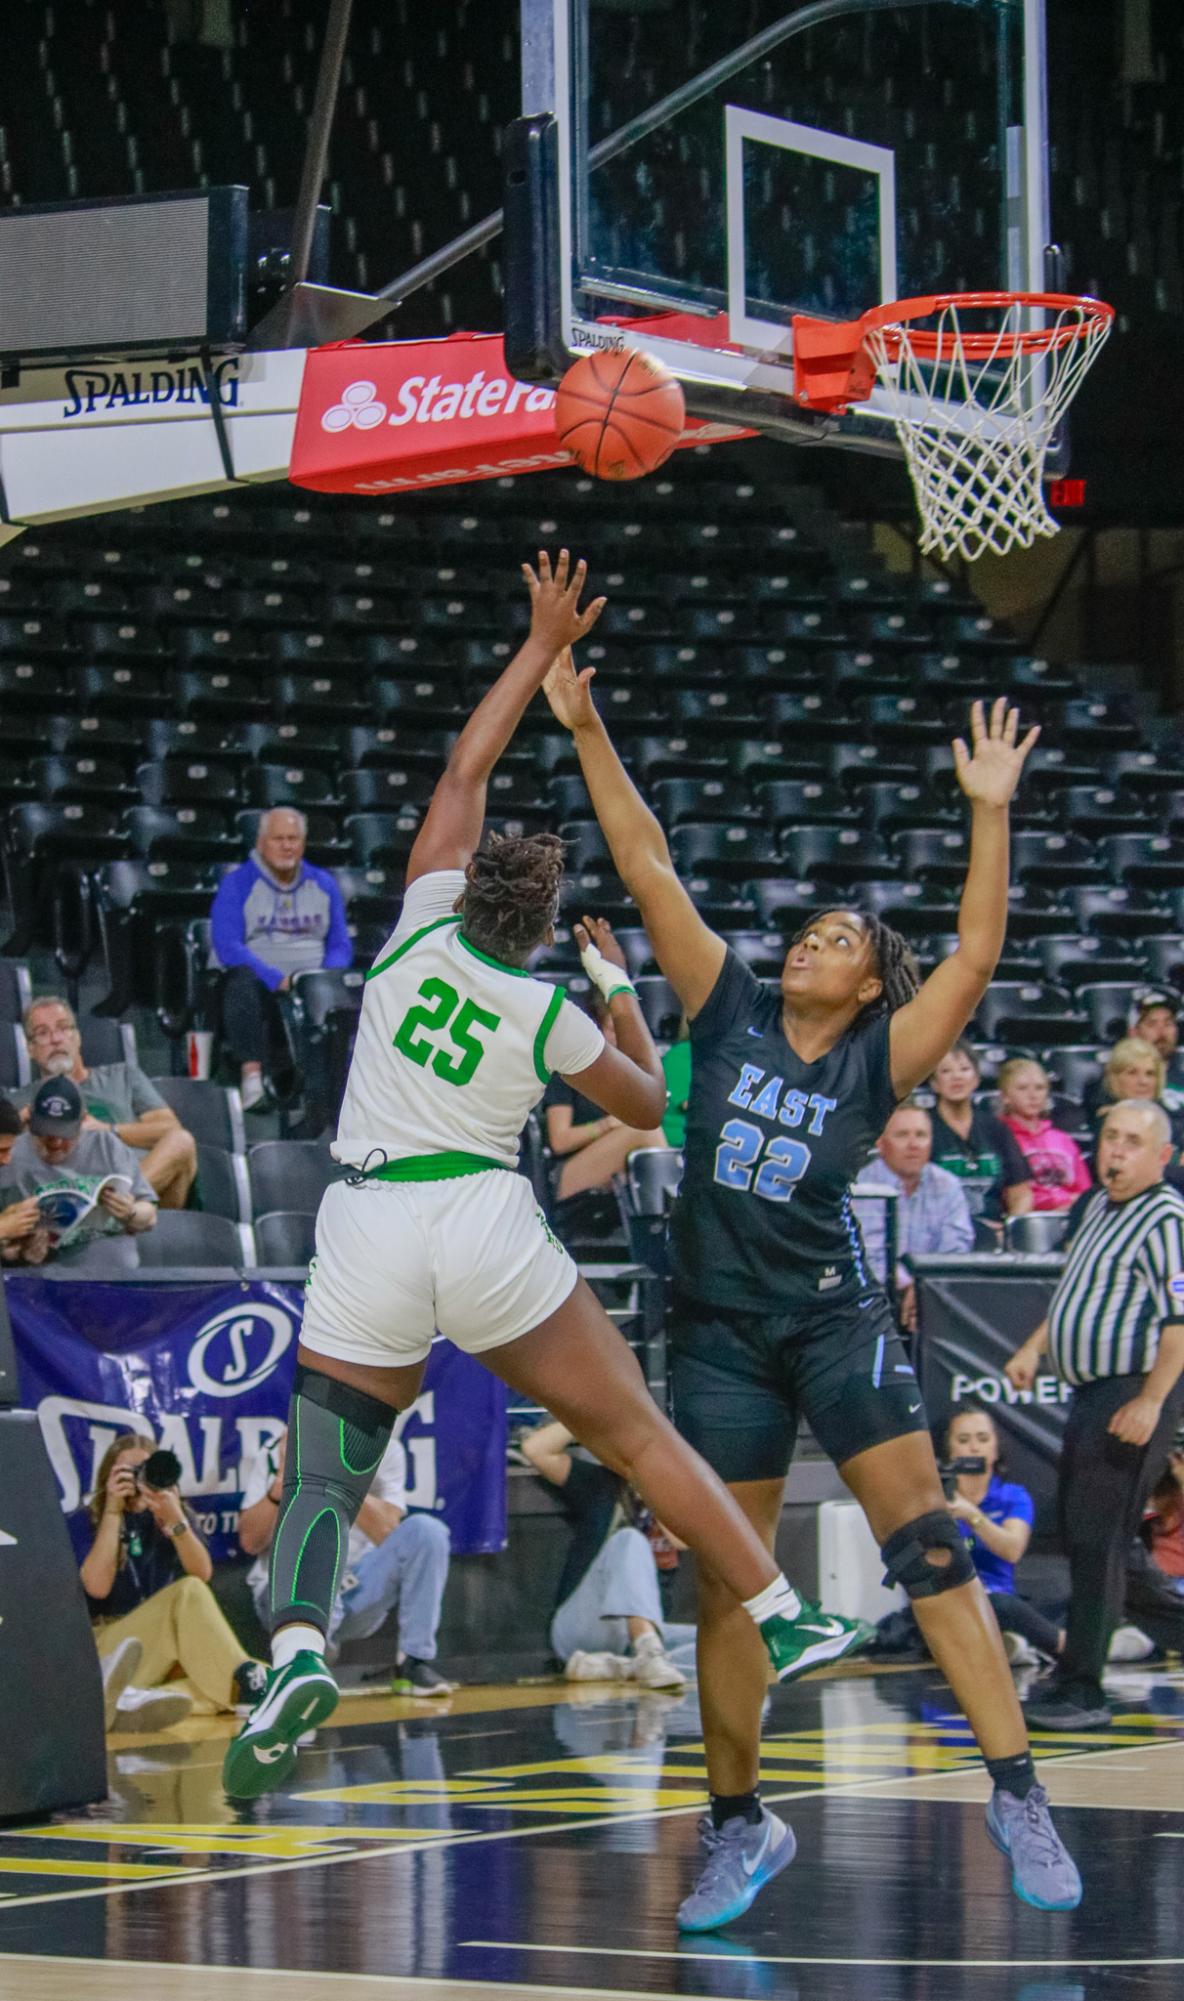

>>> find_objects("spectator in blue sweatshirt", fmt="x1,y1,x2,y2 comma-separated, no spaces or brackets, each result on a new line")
210,808,351,1111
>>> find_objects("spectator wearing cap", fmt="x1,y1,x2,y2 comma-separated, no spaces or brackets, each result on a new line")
0,1078,157,1267
0,1097,44,1263
17,995,196,1210
1130,988,1184,1113
209,807,351,1113
997,1059,1093,1213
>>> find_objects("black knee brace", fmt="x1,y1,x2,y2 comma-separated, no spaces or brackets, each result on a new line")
881,1510,977,1601
269,1364,396,1636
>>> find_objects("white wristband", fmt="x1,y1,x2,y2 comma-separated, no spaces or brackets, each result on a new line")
579,940,636,1003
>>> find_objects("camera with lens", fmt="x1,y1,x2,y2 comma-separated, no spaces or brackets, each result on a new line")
939,1453,987,1500
131,1447,183,1494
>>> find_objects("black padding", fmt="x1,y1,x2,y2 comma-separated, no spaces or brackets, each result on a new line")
0,1411,106,1815
881,1509,977,1601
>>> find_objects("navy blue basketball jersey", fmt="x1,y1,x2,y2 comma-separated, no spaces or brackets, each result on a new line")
670,950,901,1312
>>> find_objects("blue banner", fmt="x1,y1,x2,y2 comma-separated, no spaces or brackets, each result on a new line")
9,1276,507,1560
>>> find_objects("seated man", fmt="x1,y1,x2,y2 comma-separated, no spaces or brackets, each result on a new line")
0,1077,157,1268
238,1424,454,1695
853,1100,975,1331
19,995,196,1209
521,1416,692,1689
543,994,665,1199
210,806,351,1112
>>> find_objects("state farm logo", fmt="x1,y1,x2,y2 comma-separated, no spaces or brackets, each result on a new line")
322,380,387,432
320,369,555,435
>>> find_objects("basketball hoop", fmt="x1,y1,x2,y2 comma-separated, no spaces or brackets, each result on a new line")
791,292,1114,562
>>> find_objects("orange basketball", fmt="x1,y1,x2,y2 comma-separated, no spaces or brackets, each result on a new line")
554,348,686,481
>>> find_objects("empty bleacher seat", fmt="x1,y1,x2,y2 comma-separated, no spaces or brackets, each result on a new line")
136,1210,252,1268
253,1211,318,1266
150,1079,246,1153
194,1143,251,1224
247,1140,336,1218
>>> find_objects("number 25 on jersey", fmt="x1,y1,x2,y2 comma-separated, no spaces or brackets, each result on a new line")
393,977,501,1087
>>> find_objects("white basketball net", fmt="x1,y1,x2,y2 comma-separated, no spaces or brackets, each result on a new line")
862,298,1112,563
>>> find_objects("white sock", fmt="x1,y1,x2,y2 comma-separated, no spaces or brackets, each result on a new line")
241,1070,265,1109
743,1573,803,1627
272,1622,326,1670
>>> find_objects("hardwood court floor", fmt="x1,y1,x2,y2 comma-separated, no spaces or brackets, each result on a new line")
1,1663,1182,2001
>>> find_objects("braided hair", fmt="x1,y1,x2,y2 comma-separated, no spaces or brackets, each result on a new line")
460,830,566,963
787,908,921,1024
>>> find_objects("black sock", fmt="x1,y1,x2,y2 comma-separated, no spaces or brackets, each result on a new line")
710,1789,762,1830
985,1751,1037,1801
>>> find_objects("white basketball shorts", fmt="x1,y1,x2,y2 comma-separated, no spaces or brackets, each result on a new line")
299,1169,579,1368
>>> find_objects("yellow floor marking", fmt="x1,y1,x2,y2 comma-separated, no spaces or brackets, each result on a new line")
0,1859,190,1881
14,1824,455,1861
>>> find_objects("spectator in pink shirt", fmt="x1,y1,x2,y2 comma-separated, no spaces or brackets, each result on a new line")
997,1058,1093,1211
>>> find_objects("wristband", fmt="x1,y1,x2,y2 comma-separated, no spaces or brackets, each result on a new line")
579,939,636,1003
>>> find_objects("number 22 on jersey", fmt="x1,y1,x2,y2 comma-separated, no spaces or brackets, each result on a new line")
714,1118,810,1203
393,977,501,1087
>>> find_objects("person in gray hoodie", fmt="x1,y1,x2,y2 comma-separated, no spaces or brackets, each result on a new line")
210,808,351,1111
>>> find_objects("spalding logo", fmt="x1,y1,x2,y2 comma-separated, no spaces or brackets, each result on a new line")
187,1303,295,1399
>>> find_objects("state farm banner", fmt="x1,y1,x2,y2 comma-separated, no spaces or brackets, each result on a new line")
9,1275,507,1560
289,330,751,496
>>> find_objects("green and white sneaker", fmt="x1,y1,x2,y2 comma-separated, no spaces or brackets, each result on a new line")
759,1602,873,1683
222,1651,339,1800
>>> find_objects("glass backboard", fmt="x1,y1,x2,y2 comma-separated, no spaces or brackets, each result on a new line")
520,0,1052,447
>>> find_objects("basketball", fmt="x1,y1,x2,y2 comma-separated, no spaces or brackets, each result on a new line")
554,348,686,481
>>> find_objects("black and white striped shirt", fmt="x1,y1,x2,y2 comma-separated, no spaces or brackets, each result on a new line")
1048,1182,1184,1386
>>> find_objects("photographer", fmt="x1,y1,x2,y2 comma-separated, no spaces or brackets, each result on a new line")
942,1403,1063,1664
82,1433,265,1730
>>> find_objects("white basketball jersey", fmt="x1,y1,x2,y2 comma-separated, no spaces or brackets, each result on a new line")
333,870,604,1173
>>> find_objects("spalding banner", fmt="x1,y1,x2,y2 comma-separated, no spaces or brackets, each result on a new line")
289,327,752,496
9,1275,507,1560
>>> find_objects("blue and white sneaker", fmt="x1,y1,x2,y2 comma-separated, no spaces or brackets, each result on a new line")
222,1651,339,1800
986,1783,1083,1911
677,1808,796,1932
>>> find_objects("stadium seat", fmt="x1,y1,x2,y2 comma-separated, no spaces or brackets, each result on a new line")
137,757,246,809
972,982,1083,1045
1142,935,1184,987
1076,983,1142,1043
1034,935,1139,987
247,1140,336,1218
891,826,970,886
31,756,136,808
754,779,854,827
670,823,778,880
194,1143,251,1224
149,1078,247,1153
652,777,742,825
1104,832,1184,888
1059,785,1159,836
1010,831,1100,887
346,812,421,869
1005,1213,1070,1252
253,1211,318,1266
1067,884,1167,940
632,976,684,1041
626,1148,684,1217
93,860,216,1016
782,825,893,886
341,768,438,815
1042,1047,1107,1101
78,1015,137,1069
135,1210,252,1268
124,805,238,865
287,969,365,1128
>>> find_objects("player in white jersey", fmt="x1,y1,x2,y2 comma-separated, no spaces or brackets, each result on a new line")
225,553,865,1826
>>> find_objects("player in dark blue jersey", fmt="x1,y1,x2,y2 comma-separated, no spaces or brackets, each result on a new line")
545,649,1081,1925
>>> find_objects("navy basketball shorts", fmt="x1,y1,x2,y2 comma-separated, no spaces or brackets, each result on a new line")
669,1286,931,1484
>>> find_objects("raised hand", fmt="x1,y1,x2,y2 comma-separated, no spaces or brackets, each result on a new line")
543,645,598,733
575,914,627,970
952,697,1040,809
521,549,606,659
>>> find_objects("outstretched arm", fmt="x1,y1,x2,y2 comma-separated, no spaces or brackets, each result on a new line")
888,699,1039,1097
406,552,605,886
543,648,726,1017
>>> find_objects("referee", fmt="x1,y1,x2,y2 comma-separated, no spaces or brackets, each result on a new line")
1005,1099,1184,1729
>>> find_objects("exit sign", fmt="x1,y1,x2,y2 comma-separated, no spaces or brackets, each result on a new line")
1048,477,1087,508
